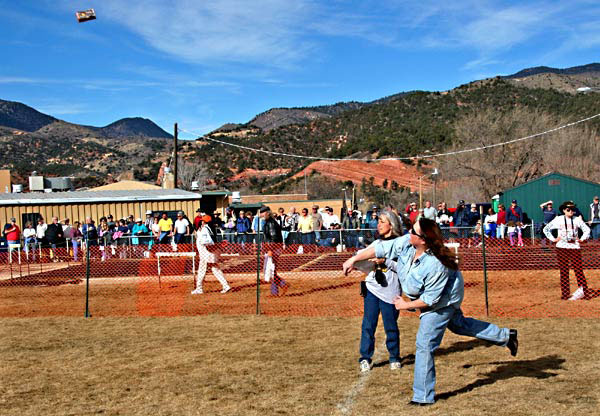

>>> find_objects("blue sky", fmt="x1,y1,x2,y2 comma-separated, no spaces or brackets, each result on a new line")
1,0,599,137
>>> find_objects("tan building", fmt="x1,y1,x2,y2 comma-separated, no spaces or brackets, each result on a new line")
0,189,202,228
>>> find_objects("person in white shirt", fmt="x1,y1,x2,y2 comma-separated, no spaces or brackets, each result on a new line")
422,200,436,221
543,201,596,300
191,215,230,295
173,211,190,244
36,218,47,244
23,222,37,258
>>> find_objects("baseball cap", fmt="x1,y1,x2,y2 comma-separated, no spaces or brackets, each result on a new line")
135,218,142,222
145,210,152,215
512,199,517,204
458,200,465,205
196,208,202,213
259,205,271,213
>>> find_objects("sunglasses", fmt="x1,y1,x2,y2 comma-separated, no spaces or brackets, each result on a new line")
410,228,426,239
564,207,574,212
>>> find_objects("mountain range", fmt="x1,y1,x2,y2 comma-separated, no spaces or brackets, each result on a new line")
1,63,599,194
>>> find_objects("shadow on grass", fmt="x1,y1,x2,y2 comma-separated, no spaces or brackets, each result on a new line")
435,354,565,401
400,339,494,367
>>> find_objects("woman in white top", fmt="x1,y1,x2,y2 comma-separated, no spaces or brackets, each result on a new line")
191,215,230,295
357,210,403,372
543,201,595,300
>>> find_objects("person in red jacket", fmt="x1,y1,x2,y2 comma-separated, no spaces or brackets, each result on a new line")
3,218,20,245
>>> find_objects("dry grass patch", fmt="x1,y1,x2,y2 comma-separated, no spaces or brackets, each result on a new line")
0,316,598,415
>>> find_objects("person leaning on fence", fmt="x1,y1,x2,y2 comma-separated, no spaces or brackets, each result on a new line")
3,217,20,245
342,209,361,249
343,217,518,406
46,217,65,261
589,196,600,240
260,206,289,296
453,200,469,238
191,215,230,295
543,201,597,301
356,209,404,373
158,212,173,244
298,207,314,246
70,221,83,261
173,211,190,244
22,222,37,257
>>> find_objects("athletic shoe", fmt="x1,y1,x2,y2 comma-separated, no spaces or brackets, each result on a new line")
507,329,518,357
220,286,231,294
359,360,372,373
191,288,203,295
568,287,585,301
390,362,402,371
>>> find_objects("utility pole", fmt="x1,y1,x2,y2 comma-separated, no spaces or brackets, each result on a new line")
173,123,178,188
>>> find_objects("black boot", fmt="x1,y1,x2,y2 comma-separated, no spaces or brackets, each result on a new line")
507,329,518,357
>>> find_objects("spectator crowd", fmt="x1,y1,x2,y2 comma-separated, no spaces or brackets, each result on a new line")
3,195,600,262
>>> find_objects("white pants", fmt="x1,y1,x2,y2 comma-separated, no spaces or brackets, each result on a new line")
196,244,229,290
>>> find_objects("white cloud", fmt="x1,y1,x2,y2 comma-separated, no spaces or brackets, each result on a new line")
95,0,317,68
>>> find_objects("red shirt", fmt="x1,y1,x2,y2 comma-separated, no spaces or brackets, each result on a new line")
193,215,202,230
5,224,20,241
496,210,506,225
409,210,419,224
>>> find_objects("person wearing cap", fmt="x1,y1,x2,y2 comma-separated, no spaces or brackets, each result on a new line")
259,206,288,296
193,209,203,231
106,214,116,232
3,217,20,245
191,215,230,295
589,196,600,240
506,200,523,224
144,210,154,229
543,201,594,300
539,201,557,246
173,211,190,244
311,205,324,242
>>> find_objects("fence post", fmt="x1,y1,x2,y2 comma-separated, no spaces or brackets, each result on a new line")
479,206,489,317
256,226,261,316
85,235,91,318
531,220,535,245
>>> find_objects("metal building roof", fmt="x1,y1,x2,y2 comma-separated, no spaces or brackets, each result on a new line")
0,189,202,206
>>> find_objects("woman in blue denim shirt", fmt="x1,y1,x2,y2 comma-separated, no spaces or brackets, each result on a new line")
343,218,518,406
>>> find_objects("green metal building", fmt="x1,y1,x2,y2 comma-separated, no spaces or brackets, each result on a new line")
499,172,600,223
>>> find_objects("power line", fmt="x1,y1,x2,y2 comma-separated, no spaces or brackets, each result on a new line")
178,112,600,161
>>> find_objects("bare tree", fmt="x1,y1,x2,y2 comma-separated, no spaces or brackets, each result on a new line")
440,108,600,202
177,156,210,191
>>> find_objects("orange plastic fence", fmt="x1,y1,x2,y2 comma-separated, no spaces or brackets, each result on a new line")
1,236,599,318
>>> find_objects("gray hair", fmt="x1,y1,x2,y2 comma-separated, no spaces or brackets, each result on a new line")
380,209,403,238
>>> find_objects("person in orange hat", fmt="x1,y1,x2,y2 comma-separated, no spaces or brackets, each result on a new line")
191,214,230,295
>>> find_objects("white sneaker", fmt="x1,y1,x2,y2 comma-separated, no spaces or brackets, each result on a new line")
568,287,585,301
390,362,402,371
191,288,203,295
220,286,231,294
359,360,372,373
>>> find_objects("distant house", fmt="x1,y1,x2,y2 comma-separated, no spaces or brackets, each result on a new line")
499,172,600,223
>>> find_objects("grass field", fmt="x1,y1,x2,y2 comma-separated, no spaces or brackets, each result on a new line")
1,316,599,415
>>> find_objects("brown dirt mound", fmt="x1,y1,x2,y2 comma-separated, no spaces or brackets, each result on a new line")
293,160,433,191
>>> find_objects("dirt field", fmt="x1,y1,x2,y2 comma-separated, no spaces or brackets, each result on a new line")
1,267,600,318
0,316,598,415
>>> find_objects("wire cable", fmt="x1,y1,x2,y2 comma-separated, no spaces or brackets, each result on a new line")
178,112,600,161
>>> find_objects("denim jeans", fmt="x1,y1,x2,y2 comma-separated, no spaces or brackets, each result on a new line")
496,224,506,239
413,305,509,404
591,222,600,240
345,231,359,249
359,289,400,364
301,232,315,245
